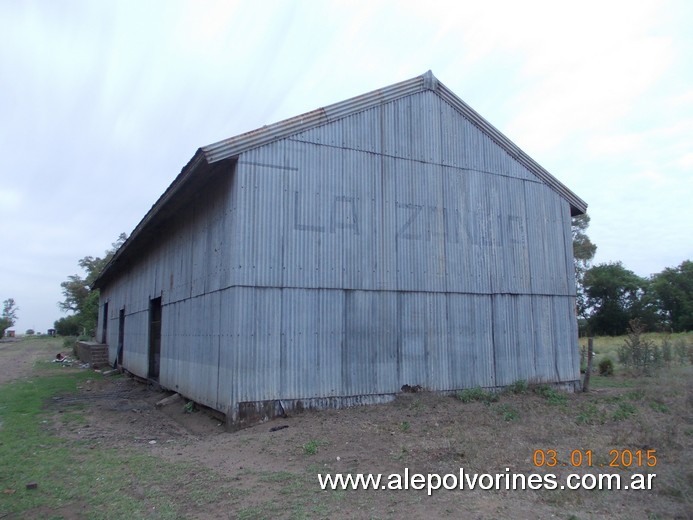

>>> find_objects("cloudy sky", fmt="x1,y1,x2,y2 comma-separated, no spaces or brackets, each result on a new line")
1,0,691,333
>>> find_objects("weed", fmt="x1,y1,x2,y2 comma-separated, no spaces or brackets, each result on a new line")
495,403,519,422
612,402,638,421
598,358,614,376
624,389,646,401
455,387,498,404
400,421,411,432
576,404,606,425
183,401,195,413
302,439,328,455
409,399,425,411
532,385,567,405
505,379,528,394
649,401,670,414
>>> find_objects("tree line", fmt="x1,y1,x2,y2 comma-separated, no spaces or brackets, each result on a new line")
573,215,692,336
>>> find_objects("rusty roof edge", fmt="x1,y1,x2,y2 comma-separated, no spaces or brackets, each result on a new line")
434,81,588,215
92,150,208,290
202,70,586,213
201,73,427,163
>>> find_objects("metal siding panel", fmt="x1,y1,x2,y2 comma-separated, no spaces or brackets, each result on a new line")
233,287,281,402
530,296,559,382
344,290,398,395
443,168,491,293
378,156,398,290
554,296,580,381
487,175,531,293
216,287,236,413
121,309,148,377
446,294,494,388
341,150,380,290
280,289,345,399
492,295,536,385
398,292,448,390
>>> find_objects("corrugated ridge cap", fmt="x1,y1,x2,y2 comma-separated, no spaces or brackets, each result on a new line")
201,72,430,163
434,81,587,214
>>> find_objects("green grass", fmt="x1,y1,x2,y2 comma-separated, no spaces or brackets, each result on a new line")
0,369,236,519
455,387,499,404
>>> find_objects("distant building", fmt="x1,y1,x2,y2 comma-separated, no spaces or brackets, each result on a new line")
94,71,587,427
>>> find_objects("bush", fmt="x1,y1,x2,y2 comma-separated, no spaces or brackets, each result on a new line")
598,357,614,376
618,319,663,376
673,338,688,364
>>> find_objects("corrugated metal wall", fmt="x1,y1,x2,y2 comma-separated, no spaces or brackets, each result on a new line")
99,90,580,421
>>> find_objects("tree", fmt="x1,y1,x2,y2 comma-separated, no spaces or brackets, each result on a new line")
583,262,646,335
53,315,82,336
58,233,127,337
572,214,597,321
651,260,693,332
0,298,19,338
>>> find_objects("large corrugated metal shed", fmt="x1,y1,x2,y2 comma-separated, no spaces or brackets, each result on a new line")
94,71,587,427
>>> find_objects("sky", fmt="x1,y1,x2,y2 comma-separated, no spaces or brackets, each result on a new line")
1,0,691,334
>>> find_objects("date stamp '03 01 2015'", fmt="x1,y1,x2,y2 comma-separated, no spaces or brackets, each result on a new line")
533,449,658,469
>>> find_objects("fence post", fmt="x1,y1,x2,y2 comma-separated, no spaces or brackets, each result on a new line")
583,337,594,392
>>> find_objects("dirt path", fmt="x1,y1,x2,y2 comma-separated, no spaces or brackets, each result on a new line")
0,337,65,384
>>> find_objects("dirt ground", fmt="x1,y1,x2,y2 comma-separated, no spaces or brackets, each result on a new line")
2,338,692,519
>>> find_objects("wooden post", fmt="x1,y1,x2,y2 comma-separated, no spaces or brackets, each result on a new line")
583,337,594,392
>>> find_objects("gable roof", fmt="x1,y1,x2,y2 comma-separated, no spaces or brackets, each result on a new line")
94,71,586,289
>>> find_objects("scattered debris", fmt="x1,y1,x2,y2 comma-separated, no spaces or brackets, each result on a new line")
102,369,118,377
52,353,75,367
269,424,289,432
148,440,157,445
155,393,182,409
401,384,423,393
26,482,38,490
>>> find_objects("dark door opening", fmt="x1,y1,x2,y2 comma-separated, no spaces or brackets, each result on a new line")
101,302,109,344
148,297,162,380
117,308,125,366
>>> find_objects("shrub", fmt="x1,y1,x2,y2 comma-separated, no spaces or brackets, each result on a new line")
506,380,528,394
673,338,688,364
661,336,673,366
598,358,614,376
617,319,663,376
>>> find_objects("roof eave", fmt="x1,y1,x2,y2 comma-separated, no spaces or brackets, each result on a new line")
92,149,209,290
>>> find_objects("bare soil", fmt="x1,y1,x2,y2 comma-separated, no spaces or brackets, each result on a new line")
3,338,692,519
